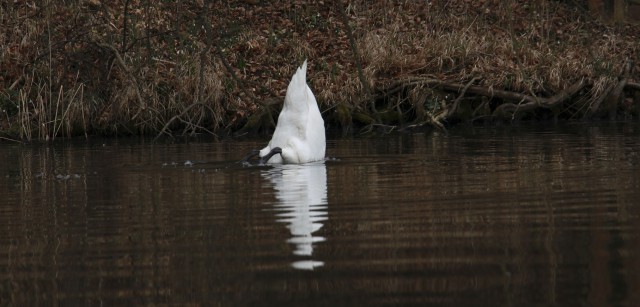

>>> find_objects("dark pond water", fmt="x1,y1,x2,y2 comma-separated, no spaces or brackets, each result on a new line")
1,123,640,306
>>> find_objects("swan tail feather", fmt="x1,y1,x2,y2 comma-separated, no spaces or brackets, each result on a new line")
284,60,309,109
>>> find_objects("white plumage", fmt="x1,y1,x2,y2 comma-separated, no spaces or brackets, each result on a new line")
258,60,325,164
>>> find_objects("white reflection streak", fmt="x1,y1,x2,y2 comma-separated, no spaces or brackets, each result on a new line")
262,162,328,270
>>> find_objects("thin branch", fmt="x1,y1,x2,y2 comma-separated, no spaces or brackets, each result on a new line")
585,83,615,118
0,136,24,143
336,0,375,114
213,43,261,105
96,42,146,111
626,82,640,91
446,76,479,118
154,102,217,141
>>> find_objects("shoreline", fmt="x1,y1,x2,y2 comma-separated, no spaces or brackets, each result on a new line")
1,1,639,141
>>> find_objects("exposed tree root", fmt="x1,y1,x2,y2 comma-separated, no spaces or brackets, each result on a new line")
494,79,586,119
364,75,639,132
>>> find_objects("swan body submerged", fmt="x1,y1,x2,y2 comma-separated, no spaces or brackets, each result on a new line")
251,60,325,164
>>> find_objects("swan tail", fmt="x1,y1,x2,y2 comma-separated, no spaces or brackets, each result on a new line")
284,60,309,109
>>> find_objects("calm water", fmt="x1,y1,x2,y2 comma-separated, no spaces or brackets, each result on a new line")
1,123,640,306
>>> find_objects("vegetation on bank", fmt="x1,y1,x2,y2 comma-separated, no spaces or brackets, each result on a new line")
1,0,639,141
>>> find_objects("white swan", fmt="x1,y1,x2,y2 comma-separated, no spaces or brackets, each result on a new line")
243,60,326,164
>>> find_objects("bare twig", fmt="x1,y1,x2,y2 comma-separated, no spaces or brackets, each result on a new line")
154,102,217,141
0,135,24,143
585,83,615,118
97,42,146,111
213,44,260,104
447,77,480,118
626,82,640,91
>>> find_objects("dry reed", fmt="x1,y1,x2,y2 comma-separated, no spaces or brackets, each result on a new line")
0,1,638,140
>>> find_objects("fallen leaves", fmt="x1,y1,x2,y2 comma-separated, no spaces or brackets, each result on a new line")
1,0,639,138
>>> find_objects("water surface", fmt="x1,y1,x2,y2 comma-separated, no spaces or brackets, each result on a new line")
1,123,640,306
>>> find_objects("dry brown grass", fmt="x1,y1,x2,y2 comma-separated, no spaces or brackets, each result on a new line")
1,1,639,140
348,1,638,125
16,74,87,140
356,1,630,92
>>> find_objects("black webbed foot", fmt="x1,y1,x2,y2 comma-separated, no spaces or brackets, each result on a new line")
259,147,282,165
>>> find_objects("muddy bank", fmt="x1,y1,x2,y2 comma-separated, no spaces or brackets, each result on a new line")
1,1,639,141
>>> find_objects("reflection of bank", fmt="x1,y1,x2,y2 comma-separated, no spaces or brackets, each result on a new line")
262,162,328,270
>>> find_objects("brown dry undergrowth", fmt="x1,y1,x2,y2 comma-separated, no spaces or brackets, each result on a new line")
0,0,639,141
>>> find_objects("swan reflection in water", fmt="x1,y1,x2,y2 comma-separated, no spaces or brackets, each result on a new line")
261,162,328,270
